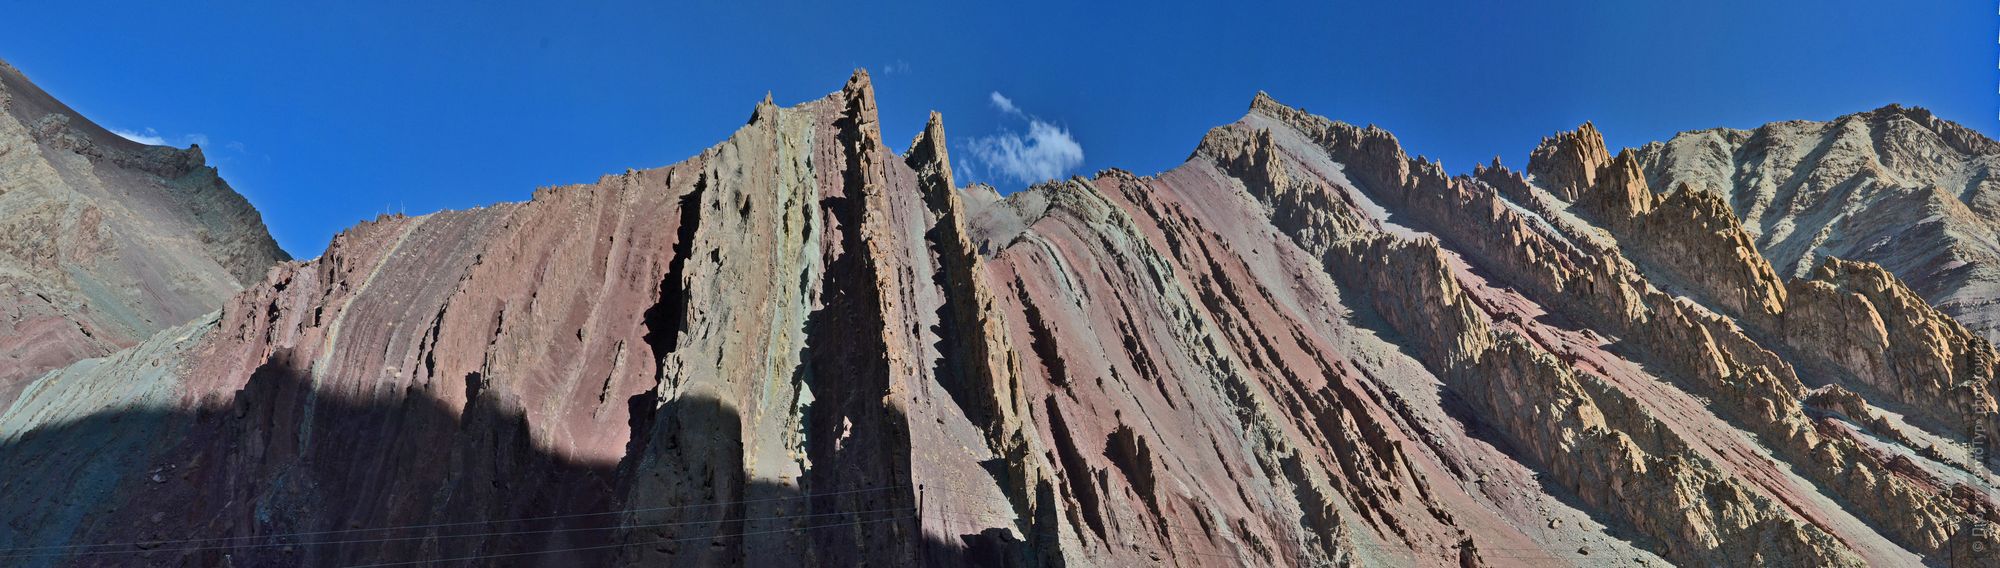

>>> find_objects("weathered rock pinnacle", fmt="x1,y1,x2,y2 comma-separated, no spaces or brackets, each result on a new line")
1527,121,1612,201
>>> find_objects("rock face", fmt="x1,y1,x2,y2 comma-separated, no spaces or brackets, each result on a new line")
0,59,287,405
5,71,2000,568
1638,105,2000,343
1526,121,1611,202
1784,258,2000,448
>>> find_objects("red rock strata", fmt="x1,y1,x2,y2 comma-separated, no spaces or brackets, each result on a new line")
5,73,2000,567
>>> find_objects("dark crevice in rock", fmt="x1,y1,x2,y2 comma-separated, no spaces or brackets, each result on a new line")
625,180,706,473
1014,280,1071,392
596,341,624,407
1103,423,1165,540
642,182,706,373
619,388,659,473
1278,451,1344,557
415,302,448,387
1111,308,1174,410
795,71,919,565
1044,396,1105,542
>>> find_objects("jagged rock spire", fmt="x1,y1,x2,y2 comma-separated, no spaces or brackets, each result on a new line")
906,110,954,190
748,91,777,124
1527,122,1611,201
1250,90,1284,114
840,68,880,142
1586,148,1654,218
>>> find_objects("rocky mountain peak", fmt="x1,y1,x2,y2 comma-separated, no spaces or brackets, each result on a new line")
1527,121,1611,201
1861,102,2000,157
906,110,953,188
1580,147,1655,219
841,68,879,132
0,59,287,405
1249,89,1286,114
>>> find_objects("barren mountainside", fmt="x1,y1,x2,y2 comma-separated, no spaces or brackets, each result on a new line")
3,70,2000,567
1637,105,2000,342
0,59,288,406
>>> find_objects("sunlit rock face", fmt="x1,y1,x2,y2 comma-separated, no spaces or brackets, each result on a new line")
6,71,2000,567
0,60,287,406
1637,105,2000,344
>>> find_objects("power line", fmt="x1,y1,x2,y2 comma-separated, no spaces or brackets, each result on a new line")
4,469,1697,566
12,474,1662,567
0,484,907,555
343,511,917,568
0,506,914,560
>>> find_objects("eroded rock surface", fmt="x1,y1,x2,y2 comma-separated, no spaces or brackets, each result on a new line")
0,59,287,405
4,73,2000,568
1638,105,2000,343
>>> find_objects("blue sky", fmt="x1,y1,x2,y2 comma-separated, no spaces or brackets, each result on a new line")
2,1,1992,257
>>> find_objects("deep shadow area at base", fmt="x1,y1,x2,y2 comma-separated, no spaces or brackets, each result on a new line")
0,349,1007,567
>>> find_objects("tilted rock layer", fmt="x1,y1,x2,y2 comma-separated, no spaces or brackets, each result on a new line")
0,60,287,406
5,73,2000,567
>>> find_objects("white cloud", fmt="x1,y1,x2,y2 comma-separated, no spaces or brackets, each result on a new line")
882,60,911,75
966,91,1085,185
968,119,1084,186
112,127,167,146
989,91,1023,117
111,127,209,148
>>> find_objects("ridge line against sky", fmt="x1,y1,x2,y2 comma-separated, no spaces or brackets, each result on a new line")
2,0,1991,257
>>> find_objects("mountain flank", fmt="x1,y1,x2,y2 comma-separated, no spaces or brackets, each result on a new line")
3,69,1999,567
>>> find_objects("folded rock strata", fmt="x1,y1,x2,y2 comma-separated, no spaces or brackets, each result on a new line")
4,72,2000,568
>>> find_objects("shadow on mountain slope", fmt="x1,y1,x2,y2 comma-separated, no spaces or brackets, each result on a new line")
0,349,999,567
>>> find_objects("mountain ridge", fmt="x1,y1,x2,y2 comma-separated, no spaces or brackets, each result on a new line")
1633,101,2000,342
3,69,1998,566
0,58,287,407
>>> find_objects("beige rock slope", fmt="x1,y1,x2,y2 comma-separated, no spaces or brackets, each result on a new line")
0,59,287,404
1637,105,2000,342
3,72,1999,568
